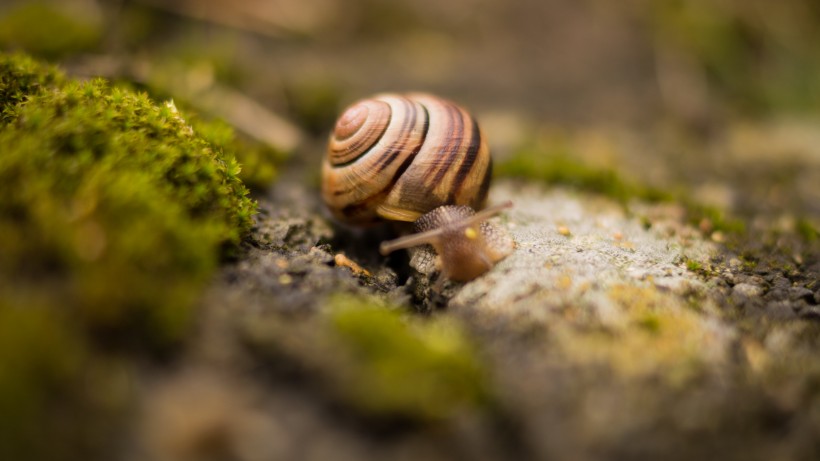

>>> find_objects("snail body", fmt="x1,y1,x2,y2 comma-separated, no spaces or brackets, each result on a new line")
322,93,512,281
379,202,514,282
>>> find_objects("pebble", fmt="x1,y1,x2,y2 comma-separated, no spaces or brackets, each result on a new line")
789,287,815,303
333,253,372,277
733,282,765,297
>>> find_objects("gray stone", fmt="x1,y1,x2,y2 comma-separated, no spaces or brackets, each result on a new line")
733,282,765,298
790,286,815,303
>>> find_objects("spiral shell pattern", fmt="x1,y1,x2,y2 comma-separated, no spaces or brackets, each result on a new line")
322,93,491,224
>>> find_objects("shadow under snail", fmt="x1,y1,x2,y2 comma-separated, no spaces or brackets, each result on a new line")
321,93,514,282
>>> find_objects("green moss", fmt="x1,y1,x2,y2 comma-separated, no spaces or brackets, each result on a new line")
498,142,746,236
636,312,662,334
0,51,259,460
739,253,759,271
0,2,102,59
118,70,287,190
326,295,489,421
0,53,255,343
247,294,490,422
796,217,819,243
685,259,703,272
186,114,282,190
682,257,721,278
496,142,672,205
682,200,746,234
0,52,63,125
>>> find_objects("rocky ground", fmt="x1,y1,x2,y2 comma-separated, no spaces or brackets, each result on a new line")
128,175,820,461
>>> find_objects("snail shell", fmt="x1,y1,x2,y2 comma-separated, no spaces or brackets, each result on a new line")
322,93,492,225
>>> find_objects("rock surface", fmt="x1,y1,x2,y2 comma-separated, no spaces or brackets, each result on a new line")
130,178,820,461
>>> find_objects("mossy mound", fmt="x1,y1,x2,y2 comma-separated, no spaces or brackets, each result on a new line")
246,294,489,422
0,52,256,459
0,56,254,341
0,52,64,124
327,295,489,420
185,113,282,190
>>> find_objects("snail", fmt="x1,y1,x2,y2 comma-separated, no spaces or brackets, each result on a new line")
322,93,514,281
379,201,514,282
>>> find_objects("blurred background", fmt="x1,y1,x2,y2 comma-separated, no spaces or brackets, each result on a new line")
5,0,819,121
0,0,820,208
2,0,819,223
2,2,820,460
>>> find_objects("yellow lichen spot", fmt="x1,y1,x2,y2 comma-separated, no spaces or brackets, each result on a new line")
464,227,478,239
558,285,726,386
616,240,635,250
557,226,571,236
557,274,573,290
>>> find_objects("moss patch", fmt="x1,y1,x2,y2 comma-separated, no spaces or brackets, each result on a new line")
496,140,671,205
185,113,282,190
0,52,63,125
685,259,703,272
796,217,819,243
0,64,254,341
119,70,288,191
497,141,745,235
0,50,255,343
327,295,489,420
246,294,489,422
0,51,257,459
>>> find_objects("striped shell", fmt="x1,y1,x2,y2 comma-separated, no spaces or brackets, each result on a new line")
322,93,492,224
